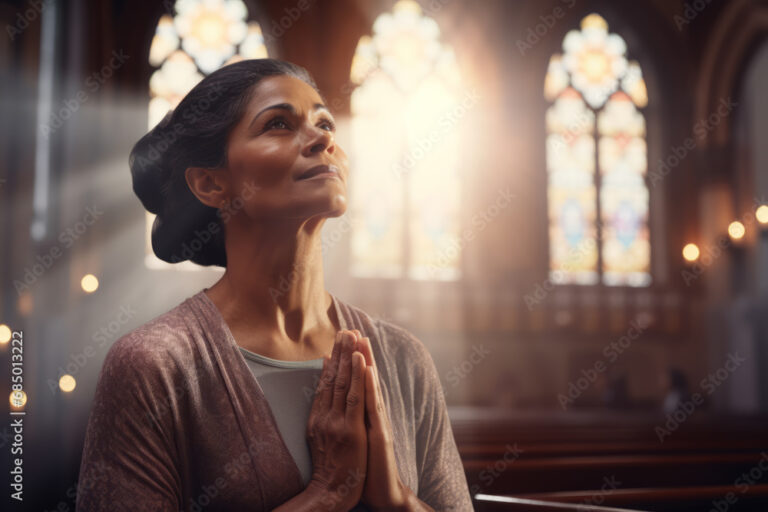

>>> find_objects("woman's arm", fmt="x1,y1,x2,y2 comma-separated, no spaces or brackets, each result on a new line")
76,336,182,511
410,338,473,511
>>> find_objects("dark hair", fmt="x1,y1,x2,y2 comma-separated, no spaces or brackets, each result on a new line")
129,58,320,267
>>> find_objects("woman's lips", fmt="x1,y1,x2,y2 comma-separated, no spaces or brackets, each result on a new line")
301,171,340,181
296,164,340,181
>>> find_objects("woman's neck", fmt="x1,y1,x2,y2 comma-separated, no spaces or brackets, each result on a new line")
204,216,339,360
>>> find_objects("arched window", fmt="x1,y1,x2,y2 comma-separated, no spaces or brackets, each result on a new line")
544,13,650,286
348,0,465,281
144,0,268,269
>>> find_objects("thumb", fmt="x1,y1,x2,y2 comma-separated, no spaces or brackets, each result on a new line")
365,365,380,426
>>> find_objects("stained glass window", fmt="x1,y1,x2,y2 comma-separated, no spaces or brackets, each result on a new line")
144,0,268,269
349,0,464,280
544,13,650,286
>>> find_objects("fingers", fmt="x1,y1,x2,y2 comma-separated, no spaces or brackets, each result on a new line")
356,336,376,369
357,336,386,407
364,364,383,425
316,331,342,411
345,352,365,423
314,329,373,422
332,331,355,414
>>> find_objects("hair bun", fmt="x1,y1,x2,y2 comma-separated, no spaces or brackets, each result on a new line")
129,111,175,215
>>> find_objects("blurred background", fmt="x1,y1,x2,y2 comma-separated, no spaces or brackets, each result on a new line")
2,0,768,510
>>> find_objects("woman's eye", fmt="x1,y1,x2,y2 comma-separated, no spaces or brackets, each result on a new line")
266,117,290,130
319,118,336,131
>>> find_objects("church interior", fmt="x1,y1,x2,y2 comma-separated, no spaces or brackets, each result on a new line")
2,0,768,510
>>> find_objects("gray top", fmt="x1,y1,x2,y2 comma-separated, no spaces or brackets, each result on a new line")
237,346,323,487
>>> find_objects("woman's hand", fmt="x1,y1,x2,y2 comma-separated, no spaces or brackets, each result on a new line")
349,331,412,511
305,330,368,511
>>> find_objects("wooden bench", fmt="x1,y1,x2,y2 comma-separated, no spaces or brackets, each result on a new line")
473,494,644,511
514,484,768,509
450,407,768,511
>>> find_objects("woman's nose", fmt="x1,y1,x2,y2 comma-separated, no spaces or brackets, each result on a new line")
304,126,334,156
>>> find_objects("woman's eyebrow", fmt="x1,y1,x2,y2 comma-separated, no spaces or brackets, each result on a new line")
248,102,330,129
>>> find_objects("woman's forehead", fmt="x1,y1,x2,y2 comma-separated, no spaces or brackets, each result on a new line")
247,75,324,112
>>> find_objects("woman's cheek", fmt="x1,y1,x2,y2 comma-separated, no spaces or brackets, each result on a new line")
232,143,292,188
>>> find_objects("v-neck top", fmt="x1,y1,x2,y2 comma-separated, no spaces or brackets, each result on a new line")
76,288,474,511
237,346,323,487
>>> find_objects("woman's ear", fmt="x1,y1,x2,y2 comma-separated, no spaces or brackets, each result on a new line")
185,167,228,209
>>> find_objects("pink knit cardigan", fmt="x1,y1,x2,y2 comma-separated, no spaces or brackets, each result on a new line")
75,289,474,511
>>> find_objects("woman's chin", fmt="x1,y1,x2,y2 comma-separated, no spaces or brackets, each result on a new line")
317,200,347,219
313,190,347,216
329,191,347,212
290,195,347,222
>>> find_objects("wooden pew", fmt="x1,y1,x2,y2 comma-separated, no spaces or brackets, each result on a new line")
473,493,645,511
450,407,768,511
515,484,768,510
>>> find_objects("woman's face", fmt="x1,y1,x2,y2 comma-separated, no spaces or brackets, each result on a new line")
223,74,349,224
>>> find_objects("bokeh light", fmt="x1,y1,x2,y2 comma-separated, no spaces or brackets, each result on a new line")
682,243,700,262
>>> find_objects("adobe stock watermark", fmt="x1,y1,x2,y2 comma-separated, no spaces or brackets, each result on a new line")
516,0,578,56
558,315,650,410
6,0,53,41
41,50,130,138
420,0,456,16
681,196,768,286
319,468,365,510
13,205,104,295
46,305,137,394
650,97,737,187
523,235,598,311
321,214,352,254
581,475,623,511
655,352,746,443
186,438,277,512
468,443,525,496
391,88,482,181
708,452,768,512
443,344,491,400
425,185,515,279
680,235,729,286
674,0,715,31
132,80,227,170
167,180,261,264
262,0,314,45
268,260,311,303
55,460,112,512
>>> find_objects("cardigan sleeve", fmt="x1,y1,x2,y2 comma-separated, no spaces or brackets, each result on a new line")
76,334,183,512
410,335,474,511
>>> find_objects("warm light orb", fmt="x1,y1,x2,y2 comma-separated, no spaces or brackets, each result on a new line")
10,390,26,409
59,374,76,393
81,274,99,293
728,221,746,240
682,243,700,262
0,324,11,344
756,205,768,225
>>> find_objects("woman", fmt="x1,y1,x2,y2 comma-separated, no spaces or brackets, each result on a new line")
76,59,473,512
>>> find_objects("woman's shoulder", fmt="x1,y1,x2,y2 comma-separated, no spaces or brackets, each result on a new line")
334,296,434,367
102,295,200,377
375,317,430,359
337,299,445,409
